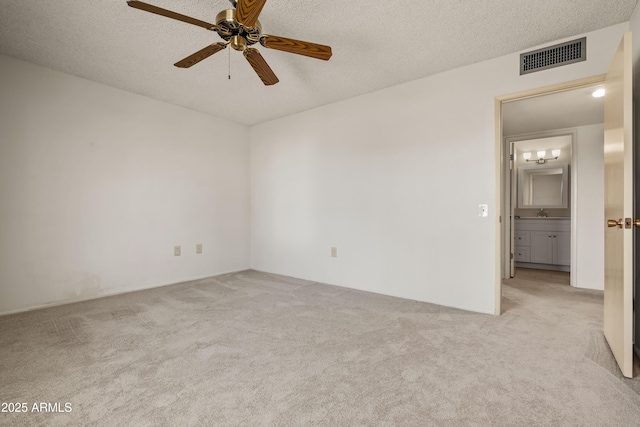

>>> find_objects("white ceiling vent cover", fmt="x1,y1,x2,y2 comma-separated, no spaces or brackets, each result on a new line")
520,37,586,75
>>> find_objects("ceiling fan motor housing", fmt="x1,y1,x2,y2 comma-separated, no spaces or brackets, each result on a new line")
215,9,262,46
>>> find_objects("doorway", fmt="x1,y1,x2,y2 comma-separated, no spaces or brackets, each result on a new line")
506,133,575,280
496,33,636,378
494,74,606,315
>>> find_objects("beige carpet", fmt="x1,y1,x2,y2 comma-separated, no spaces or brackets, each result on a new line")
1,269,639,426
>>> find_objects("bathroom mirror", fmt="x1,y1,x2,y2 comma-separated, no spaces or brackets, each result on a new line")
518,164,568,208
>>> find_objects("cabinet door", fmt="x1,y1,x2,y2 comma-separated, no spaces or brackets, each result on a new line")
554,231,571,266
514,231,530,247
514,246,530,262
530,231,553,264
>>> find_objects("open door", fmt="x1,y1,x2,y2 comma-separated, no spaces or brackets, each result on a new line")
603,32,634,378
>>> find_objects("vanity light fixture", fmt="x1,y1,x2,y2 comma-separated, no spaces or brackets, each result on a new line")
522,149,562,164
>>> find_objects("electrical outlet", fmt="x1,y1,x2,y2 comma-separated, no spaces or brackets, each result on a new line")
174,246,181,256
331,247,337,258
196,244,202,254
479,204,488,217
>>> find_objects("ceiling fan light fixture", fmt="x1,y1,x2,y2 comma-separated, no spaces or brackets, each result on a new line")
230,35,248,51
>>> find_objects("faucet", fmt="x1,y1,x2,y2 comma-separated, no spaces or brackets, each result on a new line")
537,208,549,217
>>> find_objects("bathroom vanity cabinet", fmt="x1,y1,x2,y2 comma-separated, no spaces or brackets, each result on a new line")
514,218,570,271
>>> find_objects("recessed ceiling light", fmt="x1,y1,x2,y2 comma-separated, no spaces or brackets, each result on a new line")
592,88,605,98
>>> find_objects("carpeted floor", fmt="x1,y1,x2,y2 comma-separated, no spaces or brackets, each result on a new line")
1,269,639,426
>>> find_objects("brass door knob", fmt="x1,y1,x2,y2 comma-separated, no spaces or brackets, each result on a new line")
608,218,623,228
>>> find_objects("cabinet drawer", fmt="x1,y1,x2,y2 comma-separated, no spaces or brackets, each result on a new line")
514,246,531,262
514,231,530,247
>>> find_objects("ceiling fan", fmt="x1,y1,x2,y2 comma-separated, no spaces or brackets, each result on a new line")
127,0,332,85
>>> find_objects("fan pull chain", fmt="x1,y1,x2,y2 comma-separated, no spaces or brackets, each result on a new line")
228,48,231,80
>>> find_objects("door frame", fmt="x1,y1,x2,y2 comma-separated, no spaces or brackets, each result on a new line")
494,74,605,315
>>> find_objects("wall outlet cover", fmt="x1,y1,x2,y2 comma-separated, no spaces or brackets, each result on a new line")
174,246,181,256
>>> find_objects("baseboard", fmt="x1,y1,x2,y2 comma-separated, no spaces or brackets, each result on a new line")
515,262,570,272
252,269,496,316
0,268,249,317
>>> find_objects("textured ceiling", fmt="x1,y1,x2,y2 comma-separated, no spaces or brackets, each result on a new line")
503,86,605,136
0,0,636,125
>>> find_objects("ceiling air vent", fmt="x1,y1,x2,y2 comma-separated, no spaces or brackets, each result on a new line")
520,37,586,75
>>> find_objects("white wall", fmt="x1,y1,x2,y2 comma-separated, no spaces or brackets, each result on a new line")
1,21,630,316
250,23,628,314
574,124,605,290
0,55,250,314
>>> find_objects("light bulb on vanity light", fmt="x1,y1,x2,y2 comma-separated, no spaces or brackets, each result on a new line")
537,150,546,159
523,152,532,161
552,149,561,158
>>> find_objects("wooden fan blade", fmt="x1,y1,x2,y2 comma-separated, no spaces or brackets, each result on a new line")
174,44,227,68
243,48,279,85
127,1,215,30
260,35,332,61
236,0,267,28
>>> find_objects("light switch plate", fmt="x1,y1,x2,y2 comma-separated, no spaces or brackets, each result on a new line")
331,247,337,257
479,204,488,217
196,244,202,254
174,246,181,256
